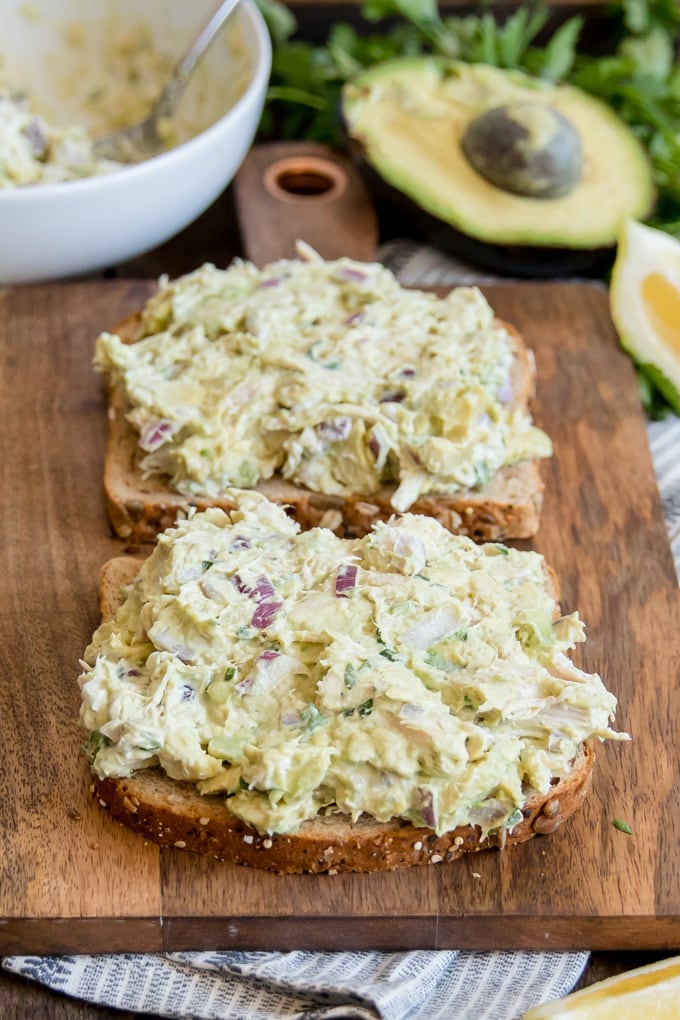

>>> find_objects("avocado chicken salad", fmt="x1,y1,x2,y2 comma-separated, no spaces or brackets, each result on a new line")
94,248,552,512
0,89,122,186
79,491,625,837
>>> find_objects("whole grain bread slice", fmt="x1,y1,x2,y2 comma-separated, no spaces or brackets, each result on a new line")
102,312,546,543
89,555,594,875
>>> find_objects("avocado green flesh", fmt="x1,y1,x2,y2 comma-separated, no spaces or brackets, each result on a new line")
343,59,655,250
79,492,624,837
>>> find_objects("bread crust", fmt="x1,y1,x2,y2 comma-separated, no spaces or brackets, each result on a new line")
89,555,593,874
101,312,545,543
91,747,593,874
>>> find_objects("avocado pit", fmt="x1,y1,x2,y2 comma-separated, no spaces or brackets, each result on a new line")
461,101,582,200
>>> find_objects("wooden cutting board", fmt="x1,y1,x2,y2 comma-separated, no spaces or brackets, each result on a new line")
1,149,679,955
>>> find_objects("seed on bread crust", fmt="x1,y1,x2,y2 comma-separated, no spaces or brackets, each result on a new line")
89,744,594,874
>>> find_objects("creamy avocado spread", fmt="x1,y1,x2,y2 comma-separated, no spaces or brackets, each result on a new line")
94,248,552,512
79,491,625,837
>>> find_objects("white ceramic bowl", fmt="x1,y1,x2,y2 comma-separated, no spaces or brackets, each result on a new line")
0,0,271,284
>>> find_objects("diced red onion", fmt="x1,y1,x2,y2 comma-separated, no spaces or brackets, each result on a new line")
337,266,367,282
232,574,275,603
23,118,48,157
497,375,513,404
318,416,351,441
230,535,252,551
418,788,437,829
281,710,302,727
126,668,141,677
232,574,249,595
138,418,175,453
399,702,426,722
238,651,295,694
252,600,281,629
335,564,357,597
399,367,416,378
152,628,197,664
400,604,461,650
199,579,219,600
368,427,390,471
181,684,196,701
253,576,276,602
466,799,508,827
378,389,406,404
344,311,364,326
260,277,280,288
177,566,203,583
232,574,280,628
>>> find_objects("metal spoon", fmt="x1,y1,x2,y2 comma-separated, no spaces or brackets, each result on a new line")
94,0,243,163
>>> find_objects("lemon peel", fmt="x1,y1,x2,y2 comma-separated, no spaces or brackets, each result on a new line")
522,954,680,1019
610,219,680,414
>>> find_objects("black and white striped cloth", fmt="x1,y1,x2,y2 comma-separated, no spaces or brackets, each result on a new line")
4,243,677,1019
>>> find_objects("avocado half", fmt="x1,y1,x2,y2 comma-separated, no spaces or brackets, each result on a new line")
342,58,655,276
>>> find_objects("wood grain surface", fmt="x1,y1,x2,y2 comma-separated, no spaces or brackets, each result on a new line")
234,141,378,266
1,276,678,955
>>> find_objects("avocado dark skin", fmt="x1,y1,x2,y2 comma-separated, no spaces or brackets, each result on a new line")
346,137,614,279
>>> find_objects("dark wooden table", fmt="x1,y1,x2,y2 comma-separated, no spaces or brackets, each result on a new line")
2,173,677,1014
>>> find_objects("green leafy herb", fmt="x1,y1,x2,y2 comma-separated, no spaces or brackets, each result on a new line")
202,560,214,572
507,807,524,827
82,730,111,761
224,666,236,682
379,647,399,661
425,651,457,672
301,704,327,732
613,817,633,834
376,628,401,659
344,663,358,689
343,697,375,717
637,363,680,417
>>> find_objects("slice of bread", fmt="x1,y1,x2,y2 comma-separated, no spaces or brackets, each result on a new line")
89,555,594,875
102,311,546,543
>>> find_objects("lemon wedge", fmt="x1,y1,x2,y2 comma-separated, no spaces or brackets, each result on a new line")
522,955,680,1018
610,219,680,413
